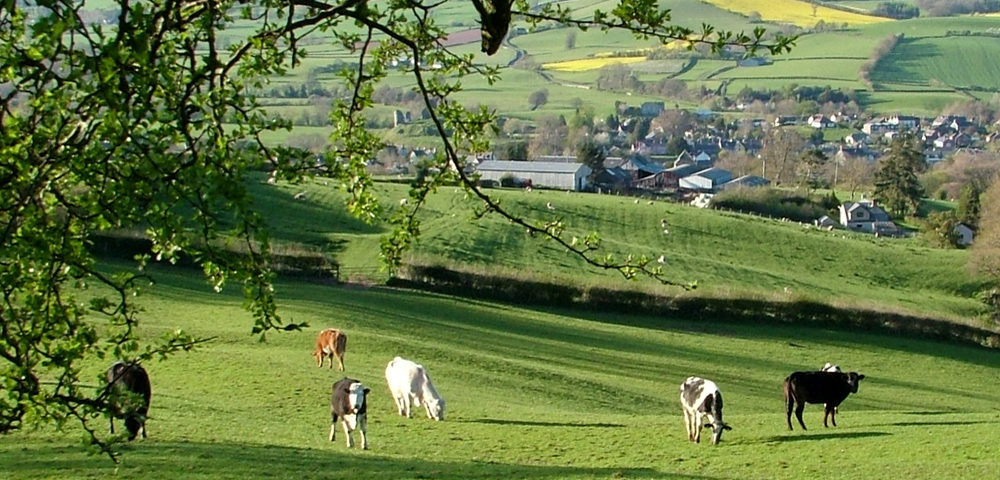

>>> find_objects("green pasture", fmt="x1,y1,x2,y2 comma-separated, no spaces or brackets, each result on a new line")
871,35,1000,91
856,90,972,117
247,177,988,323
714,58,865,82
2,265,998,479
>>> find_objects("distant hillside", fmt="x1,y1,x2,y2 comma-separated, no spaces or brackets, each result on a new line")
253,176,990,326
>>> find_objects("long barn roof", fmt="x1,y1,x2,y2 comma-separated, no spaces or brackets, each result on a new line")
476,161,586,174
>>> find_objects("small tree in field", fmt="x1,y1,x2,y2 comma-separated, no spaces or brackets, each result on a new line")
528,88,549,111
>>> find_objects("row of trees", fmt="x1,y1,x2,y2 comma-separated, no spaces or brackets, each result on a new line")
916,0,1000,16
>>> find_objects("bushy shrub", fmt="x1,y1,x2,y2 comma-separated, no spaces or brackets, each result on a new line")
710,188,828,222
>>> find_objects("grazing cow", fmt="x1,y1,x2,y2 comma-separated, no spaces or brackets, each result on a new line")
313,328,347,371
385,356,445,421
784,371,865,430
105,361,152,441
679,376,732,444
330,377,369,449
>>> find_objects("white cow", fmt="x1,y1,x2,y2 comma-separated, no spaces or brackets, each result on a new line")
679,376,731,445
385,356,445,421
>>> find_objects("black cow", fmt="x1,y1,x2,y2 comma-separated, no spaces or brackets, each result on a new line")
105,361,151,440
784,370,865,430
330,377,370,449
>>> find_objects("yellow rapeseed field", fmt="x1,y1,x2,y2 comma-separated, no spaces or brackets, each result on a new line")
543,56,647,72
702,0,889,27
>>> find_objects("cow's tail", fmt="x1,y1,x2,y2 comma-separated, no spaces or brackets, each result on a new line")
783,376,794,411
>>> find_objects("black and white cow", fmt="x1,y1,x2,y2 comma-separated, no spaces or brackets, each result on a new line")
330,377,369,449
784,370,865,430
679,376,732,444
105,361,152,440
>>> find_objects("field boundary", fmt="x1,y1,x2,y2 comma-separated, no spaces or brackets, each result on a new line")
391,264,1000,349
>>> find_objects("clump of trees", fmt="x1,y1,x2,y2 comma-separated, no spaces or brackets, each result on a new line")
916,0,1000,16
872,2,920,19
860,34,902,89
711,188,834,223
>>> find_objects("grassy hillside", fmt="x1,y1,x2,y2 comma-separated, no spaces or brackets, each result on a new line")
2,266,998,479
254,176,989,326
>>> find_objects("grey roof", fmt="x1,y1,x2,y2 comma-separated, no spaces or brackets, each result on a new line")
688,167,732,182
665,163,700,176
725,175,770,188
476,160,586,174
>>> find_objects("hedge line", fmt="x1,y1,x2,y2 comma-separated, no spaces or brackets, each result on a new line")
392,264,1000,349
89,233,340,282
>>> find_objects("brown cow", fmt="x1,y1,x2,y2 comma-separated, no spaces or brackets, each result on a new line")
313,328,347,371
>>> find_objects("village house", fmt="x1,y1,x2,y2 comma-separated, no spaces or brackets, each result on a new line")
838,198,899,236
807,114,835,129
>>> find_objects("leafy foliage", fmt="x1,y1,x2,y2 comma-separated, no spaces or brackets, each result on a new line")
0,0,793,459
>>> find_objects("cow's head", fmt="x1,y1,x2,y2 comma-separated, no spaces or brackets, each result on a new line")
846,372,865,393
706,421,732,445
427,397,445,421
346,382,369,414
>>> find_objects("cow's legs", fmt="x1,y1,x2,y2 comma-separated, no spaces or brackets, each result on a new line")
336,354,345,371
794,402,807,430
693,413,702,443
393,394,406,416
682,410,692,441
402,393,412,418
329,414,338,441
824,405,837,427
342,420,354,448
358,415,368,450
785,399,794,430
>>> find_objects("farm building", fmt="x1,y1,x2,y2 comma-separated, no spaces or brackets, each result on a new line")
679,167,733,193
719,174,770,191
475,160,592,191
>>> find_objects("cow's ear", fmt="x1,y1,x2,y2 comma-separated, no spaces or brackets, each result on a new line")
723,424,732,431
857,374,865,380
364,388,371,394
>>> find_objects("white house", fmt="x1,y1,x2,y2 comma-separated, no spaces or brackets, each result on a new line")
838,198,898,236
475,160,592,191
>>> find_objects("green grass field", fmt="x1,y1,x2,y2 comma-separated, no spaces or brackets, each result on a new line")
2,265,998,479
252,177,989,324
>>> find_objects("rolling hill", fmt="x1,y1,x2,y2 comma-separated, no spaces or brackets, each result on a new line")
253,176,991,331
1,264,997,479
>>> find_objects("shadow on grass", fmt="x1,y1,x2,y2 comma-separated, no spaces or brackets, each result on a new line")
462,418,625,428
763,431,890,442
3,441,719,480
870,420,998,428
